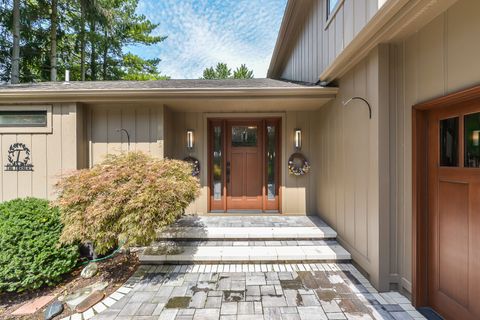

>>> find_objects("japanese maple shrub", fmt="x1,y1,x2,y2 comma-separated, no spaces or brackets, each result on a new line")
55,152,200,255
0,198,79,292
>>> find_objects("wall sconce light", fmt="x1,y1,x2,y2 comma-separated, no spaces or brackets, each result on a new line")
473,130,480,147
186,129,194,150
294,128,302,150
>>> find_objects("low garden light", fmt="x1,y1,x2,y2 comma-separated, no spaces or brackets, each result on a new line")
294,128,302,150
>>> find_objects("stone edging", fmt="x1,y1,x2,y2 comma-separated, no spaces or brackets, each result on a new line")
59,282,138,320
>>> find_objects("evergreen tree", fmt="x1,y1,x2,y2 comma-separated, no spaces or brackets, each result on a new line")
201,62,254,79
0,0,168,83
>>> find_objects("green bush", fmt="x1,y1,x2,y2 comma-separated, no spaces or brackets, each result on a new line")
55,152,200,255
0,198,79,292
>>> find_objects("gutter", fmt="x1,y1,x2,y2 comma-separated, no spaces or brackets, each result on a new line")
0,86,339,103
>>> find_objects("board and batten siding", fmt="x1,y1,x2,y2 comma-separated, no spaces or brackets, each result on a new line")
388,0,480,294
87,104,165,166
0,103,80,201
281,0,382,83
313,47,391,291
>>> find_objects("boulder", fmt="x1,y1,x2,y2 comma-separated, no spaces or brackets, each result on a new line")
44,300,63,320
80,262,98,279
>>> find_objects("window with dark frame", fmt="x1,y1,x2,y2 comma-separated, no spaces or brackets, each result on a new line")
327,0,340,19
0,110,48,127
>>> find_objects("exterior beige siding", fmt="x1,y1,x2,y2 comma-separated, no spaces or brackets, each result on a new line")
166,111,318,215
281,0,382,83
87,104,165,165
388,0,480,294
0,103,80,201
312,47,391,291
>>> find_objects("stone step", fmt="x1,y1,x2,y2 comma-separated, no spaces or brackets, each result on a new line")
139,243,351,264
156,226,337,241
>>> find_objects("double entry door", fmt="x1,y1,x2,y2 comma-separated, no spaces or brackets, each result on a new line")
208,118,280,212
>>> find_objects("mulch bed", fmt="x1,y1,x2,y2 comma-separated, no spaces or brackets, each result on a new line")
0,252,139,320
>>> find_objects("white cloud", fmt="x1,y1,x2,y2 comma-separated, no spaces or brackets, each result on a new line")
127,0,287,79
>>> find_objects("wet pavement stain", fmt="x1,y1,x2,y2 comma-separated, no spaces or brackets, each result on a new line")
280,278,304,290
315,289,338,302
190,283,213,293
297,271,320,289
223,290,245,302
295,292,304,306
165,296,191,309
338,298,375,318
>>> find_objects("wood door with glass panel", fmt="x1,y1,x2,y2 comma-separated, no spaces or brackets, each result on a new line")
226,120,263,210
427,101,480,320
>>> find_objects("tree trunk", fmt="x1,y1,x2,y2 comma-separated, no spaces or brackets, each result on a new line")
90,20,96,80
80,0,86,81
11,0,20,84
50,0,57,81
102,29,108,80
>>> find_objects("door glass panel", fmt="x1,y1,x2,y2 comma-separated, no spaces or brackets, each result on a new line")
440,117,459,167
213,126,222,200
232,126,257,147
464,112,480,168
267,125,276,200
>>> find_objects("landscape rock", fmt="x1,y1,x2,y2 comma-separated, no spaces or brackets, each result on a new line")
44,300,64,320
75,291,105,313
80,262,98,279
64,281,108,310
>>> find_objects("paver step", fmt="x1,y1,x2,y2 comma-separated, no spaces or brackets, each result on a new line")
156,226,337,241
139,243,351,264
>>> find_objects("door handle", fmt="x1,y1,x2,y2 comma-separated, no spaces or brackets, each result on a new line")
226,161,231,184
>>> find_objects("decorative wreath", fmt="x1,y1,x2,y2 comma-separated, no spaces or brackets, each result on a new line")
183,156,200,177
288,152,310,176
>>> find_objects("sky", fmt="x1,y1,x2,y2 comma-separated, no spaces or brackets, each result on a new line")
126,0,287,79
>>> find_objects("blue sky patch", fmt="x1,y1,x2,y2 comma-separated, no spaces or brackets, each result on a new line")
126,0,287,79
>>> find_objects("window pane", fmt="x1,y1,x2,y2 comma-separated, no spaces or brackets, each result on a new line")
0,110,47,127
464,112,480,168
232,126,257,147
267,125,276,200
213,126,222,200
328,0,339,14
440,117,459,167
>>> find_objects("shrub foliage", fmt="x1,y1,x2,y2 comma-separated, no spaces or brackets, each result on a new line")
0,198,79,292
55,152,200,254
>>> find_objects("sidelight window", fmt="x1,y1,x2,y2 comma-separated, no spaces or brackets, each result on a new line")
464,112,480,168
440,117,459,167
213,126,223,200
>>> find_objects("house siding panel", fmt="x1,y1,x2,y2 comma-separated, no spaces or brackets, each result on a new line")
280,0,382,83
0,103,79,201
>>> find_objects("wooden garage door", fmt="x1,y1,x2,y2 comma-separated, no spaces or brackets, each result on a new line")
426,100,480,320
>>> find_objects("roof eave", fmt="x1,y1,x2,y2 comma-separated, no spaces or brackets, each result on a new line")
0,86,338,103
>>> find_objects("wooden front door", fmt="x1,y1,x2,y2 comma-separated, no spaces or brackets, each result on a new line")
208,118,280,212
226,120,263,210
425,101,480,320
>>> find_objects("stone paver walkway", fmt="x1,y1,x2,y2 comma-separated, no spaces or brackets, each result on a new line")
90,263,424,320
